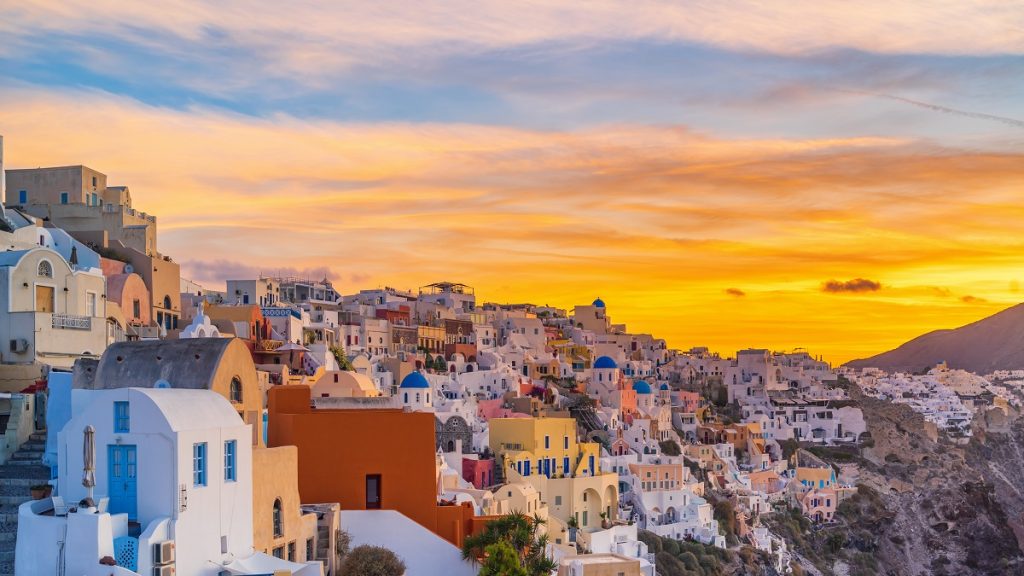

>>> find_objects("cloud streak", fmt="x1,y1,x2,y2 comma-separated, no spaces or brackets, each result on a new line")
0,86,1021,363
822,278,883,293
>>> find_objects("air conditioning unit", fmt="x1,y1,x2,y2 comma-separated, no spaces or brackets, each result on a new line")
153,565,175,576
153,541,175,565
9,339,28,353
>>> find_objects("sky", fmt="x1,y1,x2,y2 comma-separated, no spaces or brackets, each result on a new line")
1,1,1023,364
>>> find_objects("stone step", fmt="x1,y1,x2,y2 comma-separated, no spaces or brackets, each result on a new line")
0,514,16,525
0,532,14,543
10,452,42,461
1,457,42,467
0,497,27,507
0,475,48,483
0,550,12,562
18,442,45,452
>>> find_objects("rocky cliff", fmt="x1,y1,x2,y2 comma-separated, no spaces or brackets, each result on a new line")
765,384,1024,576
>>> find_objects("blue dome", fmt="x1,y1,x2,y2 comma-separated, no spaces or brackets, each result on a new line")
632,380,652,394
400,371,430,389
594,356,617,369
592,298,606,308
660,383,669,391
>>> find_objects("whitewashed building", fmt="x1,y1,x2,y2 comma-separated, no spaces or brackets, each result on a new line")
17,388,320,576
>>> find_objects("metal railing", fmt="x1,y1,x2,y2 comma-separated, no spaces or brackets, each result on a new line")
52,313,92,330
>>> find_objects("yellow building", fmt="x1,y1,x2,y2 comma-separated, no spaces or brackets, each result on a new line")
252,446,319,562
490,417,618,534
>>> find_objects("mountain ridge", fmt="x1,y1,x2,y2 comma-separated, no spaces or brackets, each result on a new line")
845,301,1024,374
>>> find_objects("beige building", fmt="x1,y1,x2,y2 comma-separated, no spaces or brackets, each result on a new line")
557,554,642,576
253,446,320,562
6,166,156,255
0,246,107,368
5,165,181,331
226,278,281,307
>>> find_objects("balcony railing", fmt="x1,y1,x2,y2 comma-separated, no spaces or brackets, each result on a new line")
52,313,92,330
255,339,284,352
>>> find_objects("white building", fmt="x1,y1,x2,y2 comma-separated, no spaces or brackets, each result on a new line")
17,388,320,576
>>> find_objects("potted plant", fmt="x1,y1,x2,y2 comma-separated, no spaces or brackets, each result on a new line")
30,484,51,500
600,511,610,528
567,515,579,542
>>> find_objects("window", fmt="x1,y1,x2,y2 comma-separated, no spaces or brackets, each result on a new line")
38,260,52,278
555,495,562,506
87,293,97,317
545,435,550,450
582,511,588,526
288,541,296,561
272,546,283,559
114,401,130,433
132,299,141,319
60,192,68,204
35,285,55,313
306,538,314,561
273,498,283,537
18,190,26,204
564,436,569,449
193,442,207,486
163,295,172,310
230,377,243,404
224,440,236,481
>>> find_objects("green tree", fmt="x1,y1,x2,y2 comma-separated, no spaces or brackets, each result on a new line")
330,346,355,371
462,512,556,576
339,545,405,576
434,355,449,372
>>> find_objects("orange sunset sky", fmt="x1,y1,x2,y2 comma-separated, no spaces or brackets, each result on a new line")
1,1,1023,364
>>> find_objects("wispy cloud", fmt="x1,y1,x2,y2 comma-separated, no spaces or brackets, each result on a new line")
1,86,1021,362
960,295,988,304
822,278,883,294
725,288,746,297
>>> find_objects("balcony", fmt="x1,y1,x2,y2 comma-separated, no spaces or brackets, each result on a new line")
51,313,92,330
255,339,284,352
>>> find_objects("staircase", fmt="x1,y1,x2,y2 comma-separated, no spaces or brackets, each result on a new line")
0,431,49,576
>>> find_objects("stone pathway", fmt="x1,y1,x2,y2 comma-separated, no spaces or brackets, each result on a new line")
0,431,49,576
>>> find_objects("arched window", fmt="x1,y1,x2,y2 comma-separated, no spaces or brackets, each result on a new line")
38,260,52,278
163,295,172,309
273,498,283,537
230,377,243,403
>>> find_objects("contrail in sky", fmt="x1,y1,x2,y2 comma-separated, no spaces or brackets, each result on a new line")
845,89,1024,129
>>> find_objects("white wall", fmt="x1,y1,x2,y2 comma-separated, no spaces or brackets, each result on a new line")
340,510,477,576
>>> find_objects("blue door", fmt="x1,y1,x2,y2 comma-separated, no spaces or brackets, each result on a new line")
108,445,138,520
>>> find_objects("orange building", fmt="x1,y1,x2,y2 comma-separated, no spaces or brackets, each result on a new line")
267,385,479,547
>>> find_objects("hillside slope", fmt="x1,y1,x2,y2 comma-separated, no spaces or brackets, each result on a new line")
846,302,1024,373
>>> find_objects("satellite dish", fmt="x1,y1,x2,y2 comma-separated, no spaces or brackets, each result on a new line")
124,264,134,274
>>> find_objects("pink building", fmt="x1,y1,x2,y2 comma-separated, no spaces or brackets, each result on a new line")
462,456,495,489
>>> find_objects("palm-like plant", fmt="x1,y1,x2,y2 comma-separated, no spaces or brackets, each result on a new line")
462,512,556,575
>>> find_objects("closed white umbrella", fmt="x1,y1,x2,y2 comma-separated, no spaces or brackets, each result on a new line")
83,425,96,500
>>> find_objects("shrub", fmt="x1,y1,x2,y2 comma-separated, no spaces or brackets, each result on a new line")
339,545,406,576
659,439,681,456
